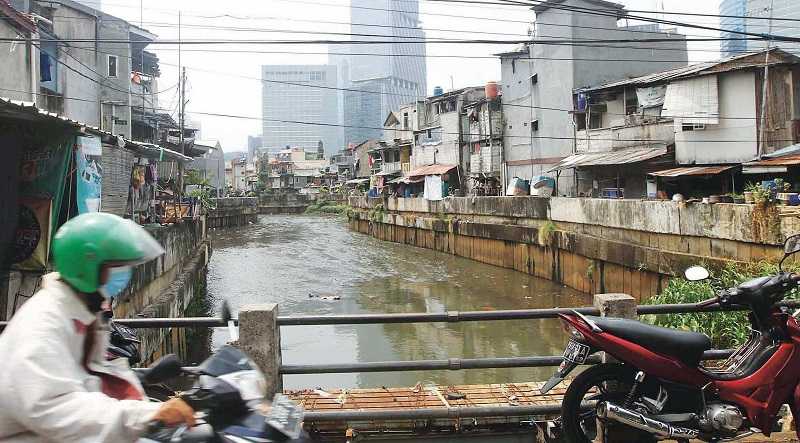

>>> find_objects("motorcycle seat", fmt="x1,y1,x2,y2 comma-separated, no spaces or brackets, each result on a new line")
587,316,712,367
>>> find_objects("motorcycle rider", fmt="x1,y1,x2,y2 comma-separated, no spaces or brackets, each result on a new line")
0,213,196,442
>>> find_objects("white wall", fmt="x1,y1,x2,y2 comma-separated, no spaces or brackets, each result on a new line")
0,22,34,102
675,70,758,164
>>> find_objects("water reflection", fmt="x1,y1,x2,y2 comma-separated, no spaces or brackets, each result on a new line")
206,215,591,390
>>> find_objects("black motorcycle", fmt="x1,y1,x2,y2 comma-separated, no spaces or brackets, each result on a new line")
139,346,310,443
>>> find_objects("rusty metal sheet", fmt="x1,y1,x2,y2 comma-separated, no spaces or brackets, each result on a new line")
648,165,736,177
407,163,458,177
548,146,668,172
744,154,800,167
580,49,800,94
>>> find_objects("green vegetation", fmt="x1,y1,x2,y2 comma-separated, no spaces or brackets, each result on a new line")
643,261,800,348
538,221,557,246
305,199,349,215
368,203,386,222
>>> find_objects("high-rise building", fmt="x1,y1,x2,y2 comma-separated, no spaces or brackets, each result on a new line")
720,0,800,57
261,65,341,156
336,0,427,146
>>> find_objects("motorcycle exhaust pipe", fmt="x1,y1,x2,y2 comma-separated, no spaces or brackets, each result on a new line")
596,401,700,440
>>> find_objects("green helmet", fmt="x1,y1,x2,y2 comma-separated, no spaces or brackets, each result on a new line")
52,213,165,293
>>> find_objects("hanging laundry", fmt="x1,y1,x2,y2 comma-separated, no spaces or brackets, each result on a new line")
40,52,52,82
424,175,443,201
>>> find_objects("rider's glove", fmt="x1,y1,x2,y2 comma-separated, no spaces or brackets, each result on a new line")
152,397,196,427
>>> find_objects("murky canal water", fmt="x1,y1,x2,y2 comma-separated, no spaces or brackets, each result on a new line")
206,214,591,390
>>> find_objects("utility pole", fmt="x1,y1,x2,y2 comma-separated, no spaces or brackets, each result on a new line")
758,0,775,158
178,10,185,198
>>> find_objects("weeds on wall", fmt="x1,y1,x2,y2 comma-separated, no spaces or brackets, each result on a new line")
643,261,800,348
304,199,349,215
538,221,557,246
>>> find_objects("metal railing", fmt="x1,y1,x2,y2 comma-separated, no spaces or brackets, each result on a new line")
1,300,787,424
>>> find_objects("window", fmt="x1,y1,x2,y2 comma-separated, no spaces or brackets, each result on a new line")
107,55,118,78
575,112,586,131
589,112,603,129
682,123,706,131
625,92,639,115
403,112,409,129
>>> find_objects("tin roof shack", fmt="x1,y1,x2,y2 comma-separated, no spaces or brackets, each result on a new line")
498,0,688,196
464,97,504,195
21,0,160,139
382,103,416,176
414,87,485,192
352,139,379,179
0,97,189,318
554,49,800,199
188,140,226,197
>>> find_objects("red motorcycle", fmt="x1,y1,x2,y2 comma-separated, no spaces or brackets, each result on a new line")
543,234,800,442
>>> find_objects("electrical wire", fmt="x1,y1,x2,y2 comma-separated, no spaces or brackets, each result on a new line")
3,84,785,143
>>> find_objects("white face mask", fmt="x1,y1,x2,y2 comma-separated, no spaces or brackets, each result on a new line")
98,266,133,300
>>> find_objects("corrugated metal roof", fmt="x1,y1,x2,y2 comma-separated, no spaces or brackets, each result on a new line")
407,163,458,176
548,146,668,171
0,97,192,163
375,170,402,176
580,49,799,93
648,165,736,177
743,154,800,167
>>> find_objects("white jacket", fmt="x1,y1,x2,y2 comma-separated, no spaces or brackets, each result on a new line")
0,273,161,443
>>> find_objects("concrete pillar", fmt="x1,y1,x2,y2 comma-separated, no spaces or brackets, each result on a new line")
593,293,636,443
593,293,636,320
236,303,283,398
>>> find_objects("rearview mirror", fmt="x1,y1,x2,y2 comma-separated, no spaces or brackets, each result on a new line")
685,266,710,282
141,354,184,385
785,234,800,255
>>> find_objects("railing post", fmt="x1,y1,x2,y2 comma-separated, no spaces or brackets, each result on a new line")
236,303,282,398
593,293,637,320
593,293,636,443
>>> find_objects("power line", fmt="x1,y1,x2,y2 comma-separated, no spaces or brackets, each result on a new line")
0,36,762,45
0,85,780,143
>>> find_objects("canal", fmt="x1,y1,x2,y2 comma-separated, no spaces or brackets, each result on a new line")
207,214,591,391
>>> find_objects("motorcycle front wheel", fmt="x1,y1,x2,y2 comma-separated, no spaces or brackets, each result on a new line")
560,363,657,443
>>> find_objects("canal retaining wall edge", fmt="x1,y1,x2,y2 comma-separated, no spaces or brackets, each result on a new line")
348,197,798,301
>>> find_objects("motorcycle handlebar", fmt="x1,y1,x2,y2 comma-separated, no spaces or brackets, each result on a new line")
697,297,720,307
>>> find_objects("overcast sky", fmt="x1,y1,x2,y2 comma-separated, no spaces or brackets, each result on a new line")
97,0,721,153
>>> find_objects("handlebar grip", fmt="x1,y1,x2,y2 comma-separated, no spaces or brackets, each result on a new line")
697,297,719,307
146,420,166,434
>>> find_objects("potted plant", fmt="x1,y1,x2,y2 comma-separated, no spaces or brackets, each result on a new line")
744,183,758,204
726,193,743,204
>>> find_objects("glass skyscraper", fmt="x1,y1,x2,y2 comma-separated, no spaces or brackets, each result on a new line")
337,0,428,146
720,0,800,57
261,65,341,155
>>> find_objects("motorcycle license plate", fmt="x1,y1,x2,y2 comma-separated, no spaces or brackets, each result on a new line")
563,339,590,364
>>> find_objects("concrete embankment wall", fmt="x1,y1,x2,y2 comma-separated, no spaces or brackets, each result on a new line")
259,193,315,214
349,197,800,301
207,197,258,228
114,218,211,362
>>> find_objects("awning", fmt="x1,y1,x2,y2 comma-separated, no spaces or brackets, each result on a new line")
345,178,369,185
548,146,668,172
648,165,736,177
388,176,424,185
742,153,800,174
375,170,401,176
407,164,458,177
132,142,192,163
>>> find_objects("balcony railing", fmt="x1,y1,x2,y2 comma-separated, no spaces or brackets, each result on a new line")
381,162,401,174
401,162,411,174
